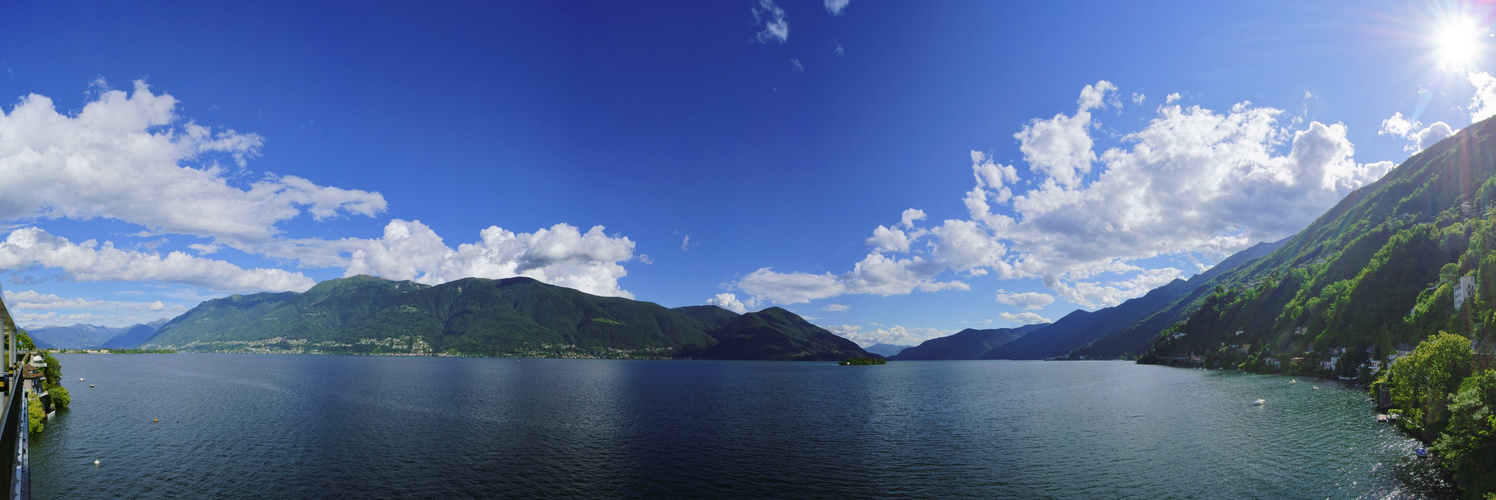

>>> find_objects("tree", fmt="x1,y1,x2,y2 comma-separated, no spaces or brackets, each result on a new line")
49,386,69,410
1384,332,1472,440
1432,369,1496,496
26,395,43,435
40,351,61,387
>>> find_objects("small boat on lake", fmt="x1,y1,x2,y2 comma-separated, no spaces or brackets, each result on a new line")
1290,379,1296,385
1415,447,1428,457
1253,399,1265,406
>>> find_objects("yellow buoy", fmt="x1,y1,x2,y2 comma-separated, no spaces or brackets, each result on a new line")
153,419,158,423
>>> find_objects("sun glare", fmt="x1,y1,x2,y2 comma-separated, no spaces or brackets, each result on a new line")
1435,14,1487,70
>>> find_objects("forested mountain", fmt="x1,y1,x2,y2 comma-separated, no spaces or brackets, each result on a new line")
979,239,1284,360
891,324,1047,360
139,275,872,360
1141,115,1496,371
679,307,870,361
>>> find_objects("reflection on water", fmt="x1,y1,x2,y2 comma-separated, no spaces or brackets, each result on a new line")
33,355,1451,498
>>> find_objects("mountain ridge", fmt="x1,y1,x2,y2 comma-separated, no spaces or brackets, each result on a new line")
140,275,871,361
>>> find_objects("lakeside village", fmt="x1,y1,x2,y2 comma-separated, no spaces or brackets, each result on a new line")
44,349,176,355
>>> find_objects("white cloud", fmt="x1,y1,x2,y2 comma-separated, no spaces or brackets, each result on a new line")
821,303,849,312
753,0,789,44
824,0,849,16
790,59,805,72
994,290,1054,310
3,289,186,314
707,292,751,314
1165,92,1181,104
188,243,220,255
899,208,927,228
1003,103,1392,284
1046,268,1181,308
1471,71,1496,123
0,227,314,293
17,311,131,327
1380,112,1454,153
999,312,1052,325
264,220,639,299
833,43,845,56
736,251,970,305
866,225,911,253
0,80,386,246
1132,93,1145,105
826,324,955,347
1013,80,1116,188
930,219,1009,274
681,234,692,251
727,82,1395,310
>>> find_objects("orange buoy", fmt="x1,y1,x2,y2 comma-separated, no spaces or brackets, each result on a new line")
153,419,158,423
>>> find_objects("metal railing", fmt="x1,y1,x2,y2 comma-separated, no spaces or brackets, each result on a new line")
0,283,29,499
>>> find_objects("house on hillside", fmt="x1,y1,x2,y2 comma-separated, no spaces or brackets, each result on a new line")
22,356,52,417
1455,275,1476,310
1322,356,1340,371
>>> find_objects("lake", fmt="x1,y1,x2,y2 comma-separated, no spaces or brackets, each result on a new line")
30,354,1451,498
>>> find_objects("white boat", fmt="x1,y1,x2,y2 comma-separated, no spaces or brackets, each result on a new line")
1253,399,1265,406
1290,379,1296,385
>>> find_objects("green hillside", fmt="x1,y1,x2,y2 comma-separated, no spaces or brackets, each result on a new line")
679,307,870,361
1140,117,1496,370
141,276,869,360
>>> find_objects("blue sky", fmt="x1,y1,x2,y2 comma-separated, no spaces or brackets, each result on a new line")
0,0,1492,346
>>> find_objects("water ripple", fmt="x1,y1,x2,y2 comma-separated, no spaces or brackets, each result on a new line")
31,355,1454,499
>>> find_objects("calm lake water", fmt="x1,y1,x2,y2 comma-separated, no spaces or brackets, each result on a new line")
31,354,1450,498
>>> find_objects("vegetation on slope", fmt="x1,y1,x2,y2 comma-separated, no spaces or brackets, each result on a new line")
141,277,871,361
16,329,69,434
678,307,871,361
1141,119,1496,372
1371,333,1495,496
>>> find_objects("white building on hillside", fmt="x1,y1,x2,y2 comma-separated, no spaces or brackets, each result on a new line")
1455,276,1476,310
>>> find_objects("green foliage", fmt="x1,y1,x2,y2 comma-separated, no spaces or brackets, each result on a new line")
40,351,61,386
49,385,70,410
588,317,625,326
839,357,886,365
1431,369,1496,495
16,329,35,351
26,395,43,435
1384,332,1471,440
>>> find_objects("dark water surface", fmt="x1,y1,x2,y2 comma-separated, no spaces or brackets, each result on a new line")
31,354,1448,498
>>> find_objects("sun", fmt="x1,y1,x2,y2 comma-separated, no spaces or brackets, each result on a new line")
1434,14,1487,70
